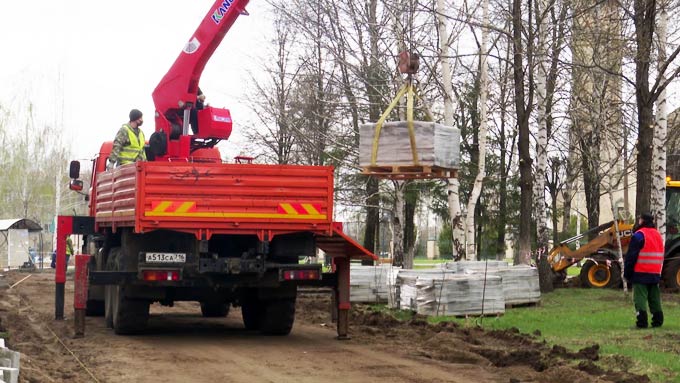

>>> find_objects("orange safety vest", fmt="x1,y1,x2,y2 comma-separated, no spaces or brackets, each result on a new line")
634,227,664,275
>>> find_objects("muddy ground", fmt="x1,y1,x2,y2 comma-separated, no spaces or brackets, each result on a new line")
0,270,650,383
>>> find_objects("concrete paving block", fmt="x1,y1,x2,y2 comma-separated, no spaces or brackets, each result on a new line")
0,359,10,368
0,350,18,369
0,367,18,383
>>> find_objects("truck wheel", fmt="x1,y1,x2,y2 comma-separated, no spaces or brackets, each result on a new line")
580,260,614,288
86,299,105,316
104,247,120,328
111,248,150,335
663,259,680,290
200,302,230,317
86,253,105,316
260,297,296,336
241,290,263,331
112,289,150,335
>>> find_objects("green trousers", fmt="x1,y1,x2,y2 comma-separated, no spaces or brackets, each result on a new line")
633,283,662,313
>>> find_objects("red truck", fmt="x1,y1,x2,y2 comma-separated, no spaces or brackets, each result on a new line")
61,0,374,337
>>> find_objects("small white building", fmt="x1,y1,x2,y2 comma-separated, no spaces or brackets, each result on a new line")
0,218,43,269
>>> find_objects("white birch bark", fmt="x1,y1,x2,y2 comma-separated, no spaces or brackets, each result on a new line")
436,0,464,258
465,0,489,260
653,1,668,240
533,0,550,253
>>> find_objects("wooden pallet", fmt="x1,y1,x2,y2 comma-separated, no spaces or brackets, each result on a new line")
361,165,458,180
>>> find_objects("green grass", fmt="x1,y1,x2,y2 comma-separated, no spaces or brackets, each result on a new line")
429,288,680,382
413,258,448,269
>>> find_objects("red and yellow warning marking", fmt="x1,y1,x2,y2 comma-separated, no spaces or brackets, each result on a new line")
146,201,326,220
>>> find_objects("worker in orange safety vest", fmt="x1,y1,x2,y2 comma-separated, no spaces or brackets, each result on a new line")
624,212,664,328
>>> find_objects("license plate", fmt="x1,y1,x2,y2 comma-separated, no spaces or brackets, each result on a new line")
145,252,186,263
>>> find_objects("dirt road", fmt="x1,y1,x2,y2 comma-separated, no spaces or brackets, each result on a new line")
0,270,647,383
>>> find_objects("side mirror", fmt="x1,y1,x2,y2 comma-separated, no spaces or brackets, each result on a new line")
69,161,81,179
69,179,84,192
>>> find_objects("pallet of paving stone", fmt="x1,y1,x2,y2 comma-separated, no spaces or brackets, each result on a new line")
415,274,505,317
462,265,541,305
350,264,400,303
442,260,510,273
359,121,460,180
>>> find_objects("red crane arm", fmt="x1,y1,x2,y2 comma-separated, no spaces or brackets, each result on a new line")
151,0,250,140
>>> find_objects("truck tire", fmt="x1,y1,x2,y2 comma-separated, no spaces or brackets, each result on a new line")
110,247,150,335
104,247,120,328
86,253,105,316
86,299,105,316
580,260,619,288
260,297,296,335
663,258,680,290
200,302,230,317
241,290,263,331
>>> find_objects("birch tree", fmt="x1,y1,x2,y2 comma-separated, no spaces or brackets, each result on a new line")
465,0,489,261
436,0,466,260
652,0,669,238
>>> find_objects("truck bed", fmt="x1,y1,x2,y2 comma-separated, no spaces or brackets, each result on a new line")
93,161,334,239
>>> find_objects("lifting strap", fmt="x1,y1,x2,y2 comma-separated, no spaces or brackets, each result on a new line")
370,79,434,167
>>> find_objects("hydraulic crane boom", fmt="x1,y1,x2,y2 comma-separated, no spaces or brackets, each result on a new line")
151,0,250,160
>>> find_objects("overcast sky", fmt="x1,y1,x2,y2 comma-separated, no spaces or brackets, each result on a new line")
0,0,273,160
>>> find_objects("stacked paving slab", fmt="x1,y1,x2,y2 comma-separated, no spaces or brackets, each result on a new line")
350,261,540,317
0,336,20,383
0,275,20,383
349,264,400,303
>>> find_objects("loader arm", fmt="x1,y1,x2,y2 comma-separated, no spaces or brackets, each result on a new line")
548,221,626,272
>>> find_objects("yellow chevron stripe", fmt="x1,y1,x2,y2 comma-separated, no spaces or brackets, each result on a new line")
152,201,173,214
301,203,320,215
175,201,196,213
279,203,300,215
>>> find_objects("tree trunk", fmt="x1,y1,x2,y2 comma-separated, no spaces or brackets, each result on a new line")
534,0,553,293
512,0,534,265
653,1,668,240
634,0,656,216
392,181,405,268
465,0,489,261
436,0,465,260
403,181,416,269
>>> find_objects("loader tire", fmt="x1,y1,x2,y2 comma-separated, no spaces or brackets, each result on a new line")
663,258,680,290
200,302,230,318
260,297,296,336
580,260,619,288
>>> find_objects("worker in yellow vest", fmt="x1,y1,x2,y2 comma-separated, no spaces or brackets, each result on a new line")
107,109,146,169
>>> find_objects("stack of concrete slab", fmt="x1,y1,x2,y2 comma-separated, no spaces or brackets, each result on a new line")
0,339,19,383
359,121,461,169
476,265,541,306
441,260,509,273
414,274,505,316
349,264,400,303
394,269,453,311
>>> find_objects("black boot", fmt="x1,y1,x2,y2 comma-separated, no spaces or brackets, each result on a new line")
636,310,648,328
652,311,664,328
